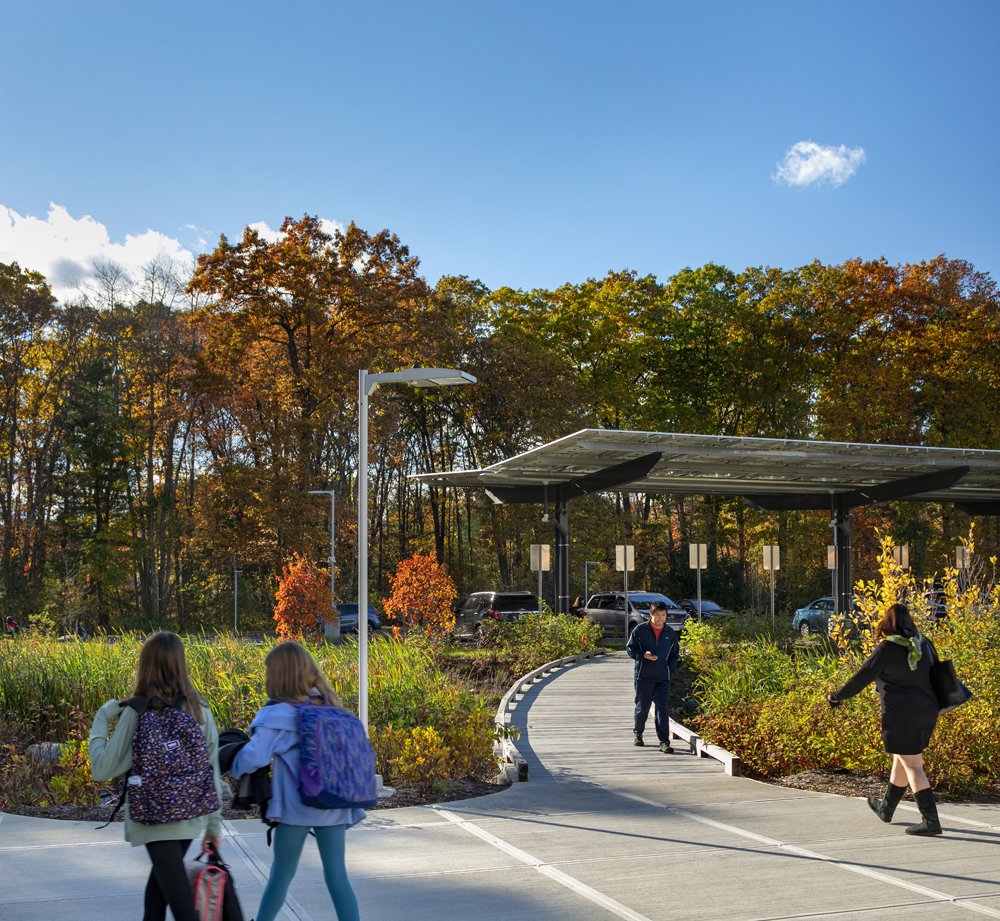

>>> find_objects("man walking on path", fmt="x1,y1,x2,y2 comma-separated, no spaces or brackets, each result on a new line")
626,601,680,752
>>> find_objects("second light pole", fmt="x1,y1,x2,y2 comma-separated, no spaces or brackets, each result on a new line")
309,489,337,638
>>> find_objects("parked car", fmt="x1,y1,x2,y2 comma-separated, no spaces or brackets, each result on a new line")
581,591,687,635
322,603,382,640
681,599,735,620
922,589,948,621
827,603,866,645
453,590,540,638
792,597,835,637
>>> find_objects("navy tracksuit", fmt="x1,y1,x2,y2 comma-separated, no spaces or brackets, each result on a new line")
625,621,680,743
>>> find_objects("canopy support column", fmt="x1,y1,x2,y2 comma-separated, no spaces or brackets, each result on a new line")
553,497,570,614
833,496,852,614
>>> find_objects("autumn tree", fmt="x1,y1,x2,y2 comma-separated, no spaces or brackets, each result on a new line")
383,552,457,640
273,552,334,640
186,216,450,586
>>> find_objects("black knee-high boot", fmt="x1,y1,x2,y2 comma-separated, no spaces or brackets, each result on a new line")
906,787,942,836
867,782,906,823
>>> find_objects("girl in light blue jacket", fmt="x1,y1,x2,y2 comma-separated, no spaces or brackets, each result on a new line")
232,642,363,921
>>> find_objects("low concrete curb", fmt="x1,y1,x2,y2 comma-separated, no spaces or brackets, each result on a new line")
494,648,742,779
494,648,608,781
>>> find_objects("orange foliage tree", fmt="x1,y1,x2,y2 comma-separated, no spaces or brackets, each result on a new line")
273,553,334,639
383,552,457,640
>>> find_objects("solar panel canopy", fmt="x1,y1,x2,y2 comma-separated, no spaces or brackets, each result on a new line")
413,429,1000,505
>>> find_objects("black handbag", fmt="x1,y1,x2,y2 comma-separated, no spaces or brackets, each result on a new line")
188,842,245,921
928,642,973,714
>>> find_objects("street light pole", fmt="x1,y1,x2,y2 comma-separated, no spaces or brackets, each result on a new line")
584,560,601,605
309,490,337,638
358,370,371,730
233,568,242,633
357,367,476,733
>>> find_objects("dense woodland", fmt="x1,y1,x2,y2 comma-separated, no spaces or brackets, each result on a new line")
3,216,1000,631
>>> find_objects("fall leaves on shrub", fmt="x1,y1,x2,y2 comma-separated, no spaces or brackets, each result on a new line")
383,553,457,640
274,553,334,640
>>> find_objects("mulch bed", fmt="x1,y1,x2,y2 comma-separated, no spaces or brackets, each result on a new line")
768,768,1000,803
4,777,511,823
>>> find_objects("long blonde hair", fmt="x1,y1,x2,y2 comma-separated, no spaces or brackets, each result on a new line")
265,641,342,707
132,631,205,722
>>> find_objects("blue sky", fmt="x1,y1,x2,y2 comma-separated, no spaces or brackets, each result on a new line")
2,1,998,301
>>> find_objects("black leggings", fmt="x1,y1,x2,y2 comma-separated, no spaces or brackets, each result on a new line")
144,838,198,921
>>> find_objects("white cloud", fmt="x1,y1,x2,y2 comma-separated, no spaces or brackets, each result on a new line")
246,220,284,244
774,141,866,188
0,206,348,304
247,218,346,243
0,203,196,303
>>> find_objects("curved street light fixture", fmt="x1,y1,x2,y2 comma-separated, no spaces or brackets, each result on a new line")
358,368,476,732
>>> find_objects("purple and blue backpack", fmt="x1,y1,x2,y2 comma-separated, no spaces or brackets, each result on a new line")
296,703,377,810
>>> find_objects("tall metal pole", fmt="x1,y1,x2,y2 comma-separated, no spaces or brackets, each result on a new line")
233,569,241,633
696,546,703,618
358,370,370,733
623,563,629,634
584,560,600,606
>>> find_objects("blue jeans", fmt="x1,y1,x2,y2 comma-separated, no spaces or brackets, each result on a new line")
256,824,359,921
634,679,670,743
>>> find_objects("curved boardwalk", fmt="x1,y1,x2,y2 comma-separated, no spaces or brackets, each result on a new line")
2,652,1000,921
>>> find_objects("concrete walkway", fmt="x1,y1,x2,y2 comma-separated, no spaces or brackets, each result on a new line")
3,651,1000,920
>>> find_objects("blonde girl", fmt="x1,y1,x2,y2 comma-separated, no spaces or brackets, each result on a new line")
232,641,363,921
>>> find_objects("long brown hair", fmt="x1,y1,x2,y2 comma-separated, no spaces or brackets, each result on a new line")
132,631,204,723
874,603,917,641
265,641,342,707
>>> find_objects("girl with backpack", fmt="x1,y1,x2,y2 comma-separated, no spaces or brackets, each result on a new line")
232,641,363,921
89,631,225,921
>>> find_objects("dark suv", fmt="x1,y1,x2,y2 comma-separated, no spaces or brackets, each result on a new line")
453,591,540,638
581,591,686,635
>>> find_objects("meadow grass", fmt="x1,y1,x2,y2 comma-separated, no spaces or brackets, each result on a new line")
1,615,600,798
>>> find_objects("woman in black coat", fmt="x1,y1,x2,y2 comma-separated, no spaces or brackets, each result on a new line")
828,603,941,836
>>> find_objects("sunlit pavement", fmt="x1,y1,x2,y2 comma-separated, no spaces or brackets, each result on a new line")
3,652,1000,921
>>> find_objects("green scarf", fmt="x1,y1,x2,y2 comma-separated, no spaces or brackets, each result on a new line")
885,633,924,670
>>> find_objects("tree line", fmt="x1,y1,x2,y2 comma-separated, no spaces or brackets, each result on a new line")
2,216,999,630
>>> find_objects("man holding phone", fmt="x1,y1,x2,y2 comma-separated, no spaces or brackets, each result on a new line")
625,601,680,753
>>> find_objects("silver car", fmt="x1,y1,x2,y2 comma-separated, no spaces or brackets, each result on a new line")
581,591,687,636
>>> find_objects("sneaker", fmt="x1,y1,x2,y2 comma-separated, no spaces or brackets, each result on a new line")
658,742,674,754
633,735,644,747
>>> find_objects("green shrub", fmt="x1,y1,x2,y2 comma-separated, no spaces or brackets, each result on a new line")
50,740,103,806
475,612,603,676
687,532,1000,794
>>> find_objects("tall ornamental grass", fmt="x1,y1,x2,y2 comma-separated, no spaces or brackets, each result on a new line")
0,633,499,796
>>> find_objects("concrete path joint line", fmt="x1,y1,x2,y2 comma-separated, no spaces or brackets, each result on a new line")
609,789,1000,920
222,821,314,921
433,807,655,921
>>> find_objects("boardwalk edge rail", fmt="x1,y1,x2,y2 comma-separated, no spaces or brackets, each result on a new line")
494,648,742,781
